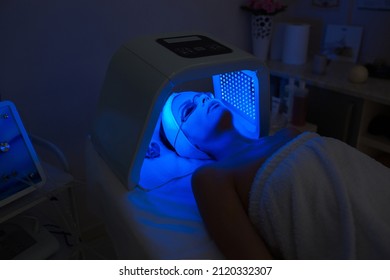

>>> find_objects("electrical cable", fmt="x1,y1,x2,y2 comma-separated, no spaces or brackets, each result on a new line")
44,224,73,247
136,170,194,192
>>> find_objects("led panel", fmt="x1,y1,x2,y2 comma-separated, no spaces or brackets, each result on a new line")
213,70,260,138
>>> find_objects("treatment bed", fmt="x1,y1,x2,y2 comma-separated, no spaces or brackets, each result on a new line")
86,121,223,259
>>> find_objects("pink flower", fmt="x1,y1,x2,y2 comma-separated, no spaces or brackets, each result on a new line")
242,0,286,15
253,1,263,10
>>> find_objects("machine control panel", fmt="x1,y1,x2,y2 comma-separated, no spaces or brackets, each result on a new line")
156,35,233,58
0,101,45,207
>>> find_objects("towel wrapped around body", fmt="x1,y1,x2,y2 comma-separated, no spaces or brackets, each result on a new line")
248,132,390,259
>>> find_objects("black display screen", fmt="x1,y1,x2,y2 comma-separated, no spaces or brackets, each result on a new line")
156,35,233,58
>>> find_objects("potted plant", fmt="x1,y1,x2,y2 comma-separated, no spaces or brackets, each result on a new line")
241,0,287,60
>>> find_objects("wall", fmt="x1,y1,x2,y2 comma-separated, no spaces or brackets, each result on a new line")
351,7,390,62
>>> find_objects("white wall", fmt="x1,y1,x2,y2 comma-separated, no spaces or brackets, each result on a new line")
351,8,390,63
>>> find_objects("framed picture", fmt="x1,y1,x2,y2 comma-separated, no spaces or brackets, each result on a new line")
322,25,363,63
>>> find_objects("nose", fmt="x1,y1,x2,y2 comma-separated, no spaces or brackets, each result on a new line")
201,95,210,104
194,94,212,105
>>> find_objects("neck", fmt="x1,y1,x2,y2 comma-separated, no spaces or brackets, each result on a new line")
204,129,257,161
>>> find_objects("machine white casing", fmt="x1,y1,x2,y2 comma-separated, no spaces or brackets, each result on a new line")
91,33,270,190
0,101,46,207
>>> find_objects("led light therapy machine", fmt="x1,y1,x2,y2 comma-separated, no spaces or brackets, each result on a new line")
91,33,270,190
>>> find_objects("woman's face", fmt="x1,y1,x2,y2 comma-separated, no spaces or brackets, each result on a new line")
171,91,233,147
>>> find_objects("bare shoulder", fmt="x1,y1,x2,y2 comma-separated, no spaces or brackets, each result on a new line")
192,128,301,209
192,164,233,188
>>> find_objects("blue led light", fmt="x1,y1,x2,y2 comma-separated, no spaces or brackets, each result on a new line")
215,71,257,122
212,70,260,138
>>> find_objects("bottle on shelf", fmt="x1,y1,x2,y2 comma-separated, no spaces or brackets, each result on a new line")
291,80,308,126
284,77,297,122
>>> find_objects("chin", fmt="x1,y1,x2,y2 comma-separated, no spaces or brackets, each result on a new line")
215,109,234,132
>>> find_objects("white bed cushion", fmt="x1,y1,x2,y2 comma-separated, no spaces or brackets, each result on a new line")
87,123,223,259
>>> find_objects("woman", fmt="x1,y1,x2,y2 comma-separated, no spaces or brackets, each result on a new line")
160,91,390,260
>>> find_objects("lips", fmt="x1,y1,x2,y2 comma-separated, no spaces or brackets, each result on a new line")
207,101,220,114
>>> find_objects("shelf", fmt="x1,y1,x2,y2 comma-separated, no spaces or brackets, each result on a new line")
269,121,317,135
288,122,318,133
268,60,390,106
360,134,390,154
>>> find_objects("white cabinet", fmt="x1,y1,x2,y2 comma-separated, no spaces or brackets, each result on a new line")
358,100,390,164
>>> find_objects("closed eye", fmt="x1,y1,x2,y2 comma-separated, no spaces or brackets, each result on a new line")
181,102,196,122
179,93,213,123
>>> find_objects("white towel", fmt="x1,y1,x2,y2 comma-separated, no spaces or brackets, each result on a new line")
249,132,390,259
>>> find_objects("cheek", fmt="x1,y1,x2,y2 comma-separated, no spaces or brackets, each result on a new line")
184,110,233,145
182,112,214,143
